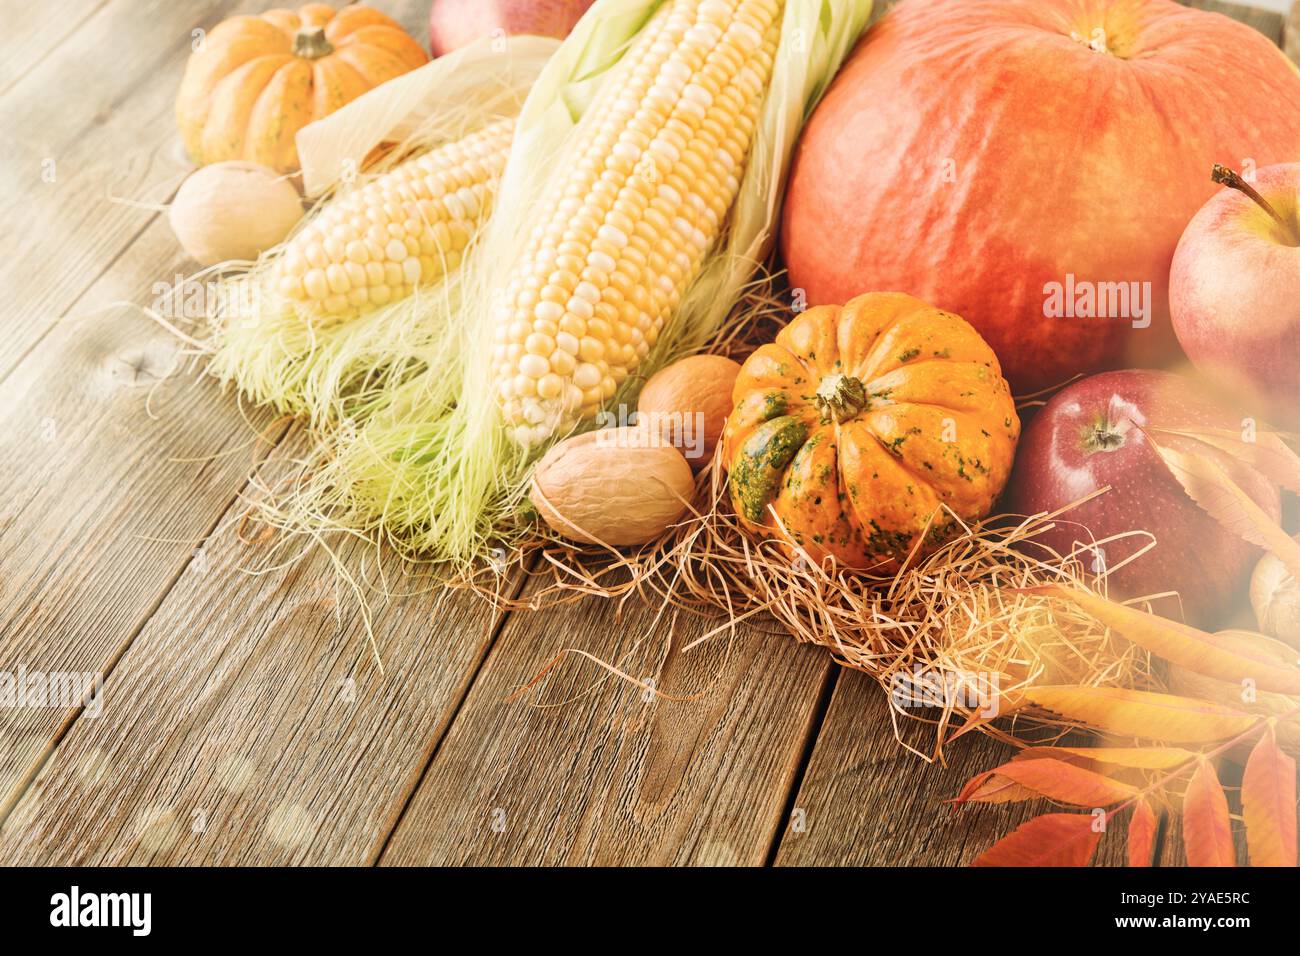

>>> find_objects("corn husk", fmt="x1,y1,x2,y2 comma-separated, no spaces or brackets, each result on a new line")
201,37,559,427
278,0,876,566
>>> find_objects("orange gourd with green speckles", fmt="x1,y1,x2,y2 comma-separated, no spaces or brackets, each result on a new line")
722,292,1020,571
175,4,428,173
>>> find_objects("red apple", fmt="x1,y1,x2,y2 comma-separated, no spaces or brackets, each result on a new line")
1007,369,1280,626
781,0,1300,394
427,0,596,57
1169,163,1300,425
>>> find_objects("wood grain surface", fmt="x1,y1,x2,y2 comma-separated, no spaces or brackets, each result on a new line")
380,571,832,865
0,0,1292,868
0,218,285,820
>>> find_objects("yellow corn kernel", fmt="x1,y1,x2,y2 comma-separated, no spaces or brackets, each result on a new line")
492,0,782,445
276,117,516,322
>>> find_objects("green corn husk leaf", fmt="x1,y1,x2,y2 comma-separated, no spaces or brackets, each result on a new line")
200,36,558,427
282,0,876,565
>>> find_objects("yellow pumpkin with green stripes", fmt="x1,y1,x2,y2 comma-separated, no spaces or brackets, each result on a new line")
722,292,1020,571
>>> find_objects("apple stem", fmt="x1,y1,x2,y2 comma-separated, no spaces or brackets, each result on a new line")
1211,164,1297,242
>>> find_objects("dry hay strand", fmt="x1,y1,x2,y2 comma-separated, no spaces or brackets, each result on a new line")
446,271,1165,760
219,266,1161,759
456,456,1166,760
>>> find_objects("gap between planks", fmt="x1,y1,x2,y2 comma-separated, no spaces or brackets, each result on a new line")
0,417,293,831
0,0,441,833
368,554,540,865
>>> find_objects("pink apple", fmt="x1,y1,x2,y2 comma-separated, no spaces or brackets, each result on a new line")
1007,369,1280,626
1169,163,1300,425
427,0,596,57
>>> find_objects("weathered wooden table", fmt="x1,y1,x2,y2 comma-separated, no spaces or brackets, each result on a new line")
0,0,1294,867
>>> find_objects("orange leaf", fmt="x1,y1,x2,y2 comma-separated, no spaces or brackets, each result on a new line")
1183,760,1236,867
1153,441,1300,583
971,813,1102,867
1051,745,1201,770
984,758,1139,806
1026,685,1258,743
951,771,1037,805
1150,425,1300,496
1241,730,1298,867
1013,746,1092,766
1128,800,1158,867
1025,586,1300,694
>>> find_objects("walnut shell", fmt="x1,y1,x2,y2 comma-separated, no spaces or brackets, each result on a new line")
530,427,694,546
637,354,741,469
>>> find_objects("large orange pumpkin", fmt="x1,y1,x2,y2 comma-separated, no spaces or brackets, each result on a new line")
781,0,1300,393
176,4,428,173
722,293,1020,571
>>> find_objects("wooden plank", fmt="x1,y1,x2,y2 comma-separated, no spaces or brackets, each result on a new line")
379,578,832,866
0,0,509,868
773,669,1132,866
0,0,113,97
0,0,518,865
0,217,285,820
0,459,529,865
0,0,258,383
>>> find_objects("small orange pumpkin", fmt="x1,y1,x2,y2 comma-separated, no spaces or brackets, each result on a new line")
722,292,1020,571
176,4,428,173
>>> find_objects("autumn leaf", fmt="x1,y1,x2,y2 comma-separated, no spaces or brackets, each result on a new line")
1026,685,1258,743
1013,746,1093,766
1023,586,1300,694
1128,800,1158,867
1241,730,1298,867
1183,759,1236,867
975,757,1139,806
1150,425,1300,495
951,770,1037,805
944,708,1005,744
1152,440,1300,583
971,813,1101,867
1049,745,1201,770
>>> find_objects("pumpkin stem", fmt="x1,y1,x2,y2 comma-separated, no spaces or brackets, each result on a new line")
814,373,868,424
1212,164,1298,245
293,26,334,60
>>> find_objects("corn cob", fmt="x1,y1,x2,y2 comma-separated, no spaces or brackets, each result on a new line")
491,0,783,446
275,116,516,321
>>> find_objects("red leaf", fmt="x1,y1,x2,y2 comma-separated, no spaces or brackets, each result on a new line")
1183,760,1236,867
971,813,1102,867
1128,800,1158,867
985,758,1138,806
1241,731,1298,867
